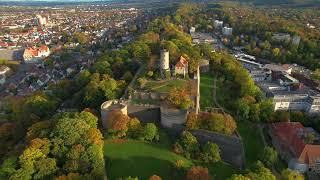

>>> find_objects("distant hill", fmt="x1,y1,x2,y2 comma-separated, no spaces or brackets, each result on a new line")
236,0,320,6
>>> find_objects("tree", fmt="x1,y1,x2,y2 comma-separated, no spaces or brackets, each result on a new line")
166,88,193,109
107,110,130,138
272,48,281,57
186,166,211,180
281,169,304,180
259,99,274,122
149,175,162,180
247,161,276,180
73,32,89,45
33,158,57,179
201,142,221,163
179,131,199,158
24,94,57,119
262,146,278,168
0,156,18,178
142,123,159,141
229,174,250,180
186,112,199,129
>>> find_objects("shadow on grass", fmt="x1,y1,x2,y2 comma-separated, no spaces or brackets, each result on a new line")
105,156,184,180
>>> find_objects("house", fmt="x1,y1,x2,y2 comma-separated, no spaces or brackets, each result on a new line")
269,122,320,174
175,56,188,78
0,65,10,75
222,27,232,36
23,45,50,63
214,20,223,29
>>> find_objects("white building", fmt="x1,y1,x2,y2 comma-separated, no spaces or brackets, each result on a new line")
160,49,169,70
190,27,196,34
214,20,223,29
175,56,188,78
222,27,233,36
35,15,48,26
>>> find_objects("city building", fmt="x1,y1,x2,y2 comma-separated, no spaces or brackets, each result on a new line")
292,35,301,46
190,27,196,34
175,56,188,78
222,27,233,36
272,33,291,41
35,15,49,26
269,122,320,174
23,45,50,63
214,20,223,29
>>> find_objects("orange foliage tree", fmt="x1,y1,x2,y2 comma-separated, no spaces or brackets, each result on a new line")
186,166,211,180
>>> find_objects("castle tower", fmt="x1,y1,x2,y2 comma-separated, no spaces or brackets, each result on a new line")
160,49,169,70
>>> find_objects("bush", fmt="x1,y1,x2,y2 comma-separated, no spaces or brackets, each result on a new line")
147,71,154,78
262,146,278,168
200,142,221,163
127,118,142,139
142,123,159,141
137,78,147,88
186,112,199,129
179,131,199,159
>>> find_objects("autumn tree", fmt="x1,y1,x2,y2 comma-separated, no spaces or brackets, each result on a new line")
186,166,211,180
166,87,193,109
107,110,130,138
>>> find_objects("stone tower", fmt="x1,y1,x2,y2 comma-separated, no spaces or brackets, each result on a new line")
160,49,169,70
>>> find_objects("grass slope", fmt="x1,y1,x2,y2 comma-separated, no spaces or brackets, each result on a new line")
200,73,215,109
237,121,265,165
104,140,192,179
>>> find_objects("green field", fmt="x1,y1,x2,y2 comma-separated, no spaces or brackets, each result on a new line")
104,140,192,179
144,79,187,93
200,73,215,109
104,131,242,179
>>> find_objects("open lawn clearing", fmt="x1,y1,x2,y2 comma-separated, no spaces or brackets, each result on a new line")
104,140,192,179
144,79,187,93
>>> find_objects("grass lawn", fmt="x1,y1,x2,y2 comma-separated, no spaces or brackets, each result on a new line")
144,79,187,93
237,121,265,165
104,141,192,179
200,73,215,109
104,131,243,179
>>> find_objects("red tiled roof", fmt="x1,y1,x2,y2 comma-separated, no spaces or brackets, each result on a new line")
298,145,320,165
175,56,188,68
270,122,306,157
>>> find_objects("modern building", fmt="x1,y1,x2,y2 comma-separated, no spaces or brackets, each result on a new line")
23,45,50,63
175,56,188,77
269,122,320,174
222,27,233,36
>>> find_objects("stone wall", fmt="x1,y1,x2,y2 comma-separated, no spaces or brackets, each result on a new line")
160,106,188,128
132,90,167,101
127,104,160,124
